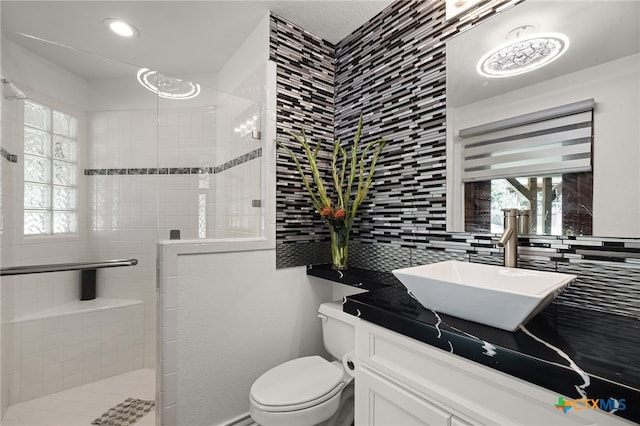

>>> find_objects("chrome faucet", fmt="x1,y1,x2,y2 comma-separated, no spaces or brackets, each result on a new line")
498,208,518,268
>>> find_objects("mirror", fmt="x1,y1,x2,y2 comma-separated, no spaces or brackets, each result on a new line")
446,0,640,237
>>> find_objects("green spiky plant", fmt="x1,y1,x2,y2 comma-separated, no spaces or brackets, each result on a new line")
277,115,387,269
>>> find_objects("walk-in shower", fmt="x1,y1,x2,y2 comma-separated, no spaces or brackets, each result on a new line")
0,12,267,425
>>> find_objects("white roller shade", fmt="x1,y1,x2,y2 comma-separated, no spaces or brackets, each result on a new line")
460,99,594,182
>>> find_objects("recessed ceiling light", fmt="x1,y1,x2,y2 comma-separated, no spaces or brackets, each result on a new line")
137,68,201,100
103,18,139,38
477,32,570,78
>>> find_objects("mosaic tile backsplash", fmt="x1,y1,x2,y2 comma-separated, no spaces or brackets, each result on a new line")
270,0,640,320
347,237,640,320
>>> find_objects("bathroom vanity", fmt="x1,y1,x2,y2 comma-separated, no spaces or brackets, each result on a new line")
308,265,640,425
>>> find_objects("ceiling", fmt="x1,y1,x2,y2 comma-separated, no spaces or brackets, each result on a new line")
447,0,640,107
1,1,394,81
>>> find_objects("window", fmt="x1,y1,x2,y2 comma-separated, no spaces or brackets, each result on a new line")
465,173,593,236
23,100,78,235
460,100,594,236
460,100,594,182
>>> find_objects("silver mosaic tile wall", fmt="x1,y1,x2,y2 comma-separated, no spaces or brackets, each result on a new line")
270,14,337,267
270,2,640,319
334,0,522,245
335,0,449,246
271,1,520,264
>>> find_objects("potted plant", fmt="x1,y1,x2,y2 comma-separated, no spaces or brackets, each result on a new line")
278,115,387,269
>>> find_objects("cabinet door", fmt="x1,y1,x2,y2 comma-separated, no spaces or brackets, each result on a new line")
357,367,452,426
355,320,629,426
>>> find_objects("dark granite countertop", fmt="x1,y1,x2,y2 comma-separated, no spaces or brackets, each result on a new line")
307,264,640,424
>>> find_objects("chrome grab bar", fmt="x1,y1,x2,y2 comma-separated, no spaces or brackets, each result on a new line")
0,258,138,276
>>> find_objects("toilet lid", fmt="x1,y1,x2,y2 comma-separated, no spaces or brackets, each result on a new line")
250,356,343,408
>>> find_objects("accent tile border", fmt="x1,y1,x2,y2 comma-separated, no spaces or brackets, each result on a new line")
84,148,261,176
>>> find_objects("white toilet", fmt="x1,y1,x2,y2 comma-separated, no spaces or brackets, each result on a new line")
249,301,357,426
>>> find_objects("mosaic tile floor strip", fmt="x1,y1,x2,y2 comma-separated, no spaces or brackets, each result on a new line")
91,398,155,426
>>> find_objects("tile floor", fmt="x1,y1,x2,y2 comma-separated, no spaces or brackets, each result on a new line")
1,368,155,426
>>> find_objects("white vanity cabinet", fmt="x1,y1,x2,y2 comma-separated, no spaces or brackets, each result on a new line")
354,319,633,426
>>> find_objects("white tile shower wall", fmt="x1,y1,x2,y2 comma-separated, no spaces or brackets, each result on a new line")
8,303,144,405
89,105,218,170
88,110,157,169
216,102,261,163
216,12,268,161
157,174,216,240
214,160,261,238
214,62,267,240
86,103,225,374
158,106,217,169
88,174,157,369
88,109,159,371
1,92,90,321
1,53,90,415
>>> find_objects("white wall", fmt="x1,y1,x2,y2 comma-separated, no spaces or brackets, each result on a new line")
217,14,270,101
214,14,271,240
214,66,264,239
1,40,92,320
0,94,91,317
157,13,280,425
448,53,640,237
176,249,333,426
159,247,364,426
1,36,90,111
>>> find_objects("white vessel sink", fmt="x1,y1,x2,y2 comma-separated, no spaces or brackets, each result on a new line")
392,261,576,331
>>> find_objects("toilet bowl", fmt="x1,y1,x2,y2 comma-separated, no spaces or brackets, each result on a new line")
249,301,357,426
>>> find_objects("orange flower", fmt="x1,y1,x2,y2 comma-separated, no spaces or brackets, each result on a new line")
334,208,346,220
320,206,333,217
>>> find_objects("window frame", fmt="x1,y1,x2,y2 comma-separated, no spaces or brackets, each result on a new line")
23,99,79,236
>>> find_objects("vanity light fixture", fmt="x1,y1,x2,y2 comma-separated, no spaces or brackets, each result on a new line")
477,29,569,78
136,68,201,100
103,18,139,38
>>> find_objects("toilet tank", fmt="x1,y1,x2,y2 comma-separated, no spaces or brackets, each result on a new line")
318,301,357,360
